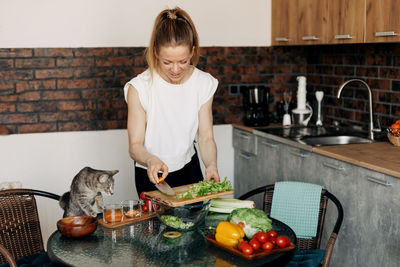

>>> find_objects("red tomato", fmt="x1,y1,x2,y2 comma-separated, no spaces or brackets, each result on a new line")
255,232,268,244
145,199,153,212
262,241,274,251
269,237,276,245
241,244,254,255
249,238,261,250
267,230,278,239
142,204,149,212
282,236,291,246
140,192,148,201
276,236,289,248
237,240,248,251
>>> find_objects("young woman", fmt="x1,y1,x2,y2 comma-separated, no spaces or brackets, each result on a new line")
124,7,220,195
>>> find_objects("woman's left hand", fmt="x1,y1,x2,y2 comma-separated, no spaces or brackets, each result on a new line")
205,165,220,182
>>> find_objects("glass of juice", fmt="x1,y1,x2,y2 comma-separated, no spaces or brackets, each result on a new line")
103,204,123,223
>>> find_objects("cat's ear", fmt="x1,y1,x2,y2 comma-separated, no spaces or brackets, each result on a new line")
99,174,108,183
109,170,119,176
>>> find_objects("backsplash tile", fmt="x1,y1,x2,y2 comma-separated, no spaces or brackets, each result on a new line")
1,44,400,134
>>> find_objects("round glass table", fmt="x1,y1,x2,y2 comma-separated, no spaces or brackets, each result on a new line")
47,215,296,267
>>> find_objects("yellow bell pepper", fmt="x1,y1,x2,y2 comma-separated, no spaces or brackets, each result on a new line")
215,221,245,247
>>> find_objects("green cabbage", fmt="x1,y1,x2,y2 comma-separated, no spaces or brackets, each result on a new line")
227,208,272,239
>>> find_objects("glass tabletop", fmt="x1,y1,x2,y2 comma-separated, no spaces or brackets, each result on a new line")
47,215,296,267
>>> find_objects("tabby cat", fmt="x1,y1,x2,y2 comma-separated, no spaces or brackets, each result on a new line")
59,166,119,218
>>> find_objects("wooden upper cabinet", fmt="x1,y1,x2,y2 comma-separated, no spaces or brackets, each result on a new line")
327,0,365,44
296,0,328,45
271,0,328,45
366,0,400,42
271,0,298,45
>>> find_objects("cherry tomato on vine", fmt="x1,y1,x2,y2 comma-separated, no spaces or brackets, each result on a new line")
254,232,268,244
241,244,254,255
267,230,278,239
249,238,260,250
276,236,290,248
238,241,248,251
262,241,274,251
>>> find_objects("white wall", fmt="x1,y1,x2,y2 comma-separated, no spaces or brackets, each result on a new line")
0,0,271,47
0,125,233,244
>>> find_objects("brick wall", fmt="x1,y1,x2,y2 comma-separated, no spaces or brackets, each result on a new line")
1,44,399,135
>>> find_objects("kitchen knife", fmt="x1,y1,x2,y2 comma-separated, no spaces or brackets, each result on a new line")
155,176,175,196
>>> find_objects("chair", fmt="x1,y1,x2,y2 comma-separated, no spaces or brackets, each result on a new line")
0,244,16,267
239,183,343,267
0,189,60,266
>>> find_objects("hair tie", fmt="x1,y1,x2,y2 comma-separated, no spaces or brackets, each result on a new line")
167,11,177,20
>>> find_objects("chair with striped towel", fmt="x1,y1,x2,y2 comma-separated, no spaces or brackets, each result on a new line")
239,182,343,267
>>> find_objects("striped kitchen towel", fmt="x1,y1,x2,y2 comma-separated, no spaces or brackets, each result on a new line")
270,181,323,239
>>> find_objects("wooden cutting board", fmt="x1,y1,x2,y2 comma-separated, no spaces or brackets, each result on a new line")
144,183,234,207
98,212,156,228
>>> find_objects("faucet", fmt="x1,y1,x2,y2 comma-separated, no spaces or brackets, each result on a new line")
337,79,381,140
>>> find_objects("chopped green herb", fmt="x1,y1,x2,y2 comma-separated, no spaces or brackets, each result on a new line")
161,215,194,229
176,177,233,199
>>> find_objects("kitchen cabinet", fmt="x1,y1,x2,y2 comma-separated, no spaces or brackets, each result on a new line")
327,0,365,44
233,128,400,267
272,0,400,45
366,0,400,43
271,0,328,45
256,136,283,184
280,145,316,181
271,0,298,45
296,0,328,45
317,154,400,267
232,128,258,199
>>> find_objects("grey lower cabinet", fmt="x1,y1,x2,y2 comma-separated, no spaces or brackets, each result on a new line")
313,154,400,267
233,128,258,199
280,144,316,182
233,129,400,267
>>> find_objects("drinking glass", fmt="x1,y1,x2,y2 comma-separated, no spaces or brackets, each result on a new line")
121,200,142,220
103,204,123,223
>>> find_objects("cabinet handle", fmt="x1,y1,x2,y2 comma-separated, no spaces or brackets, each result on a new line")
366,176,392,187
290,151,309,158
237,132,250,140
302,36,319,41
334,34,353,40
375,31,398,37
275,37,289,42
261,141,277,148
322,162,345,172
239,152,253,160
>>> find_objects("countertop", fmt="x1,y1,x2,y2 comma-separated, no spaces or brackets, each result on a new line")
232,123,400,179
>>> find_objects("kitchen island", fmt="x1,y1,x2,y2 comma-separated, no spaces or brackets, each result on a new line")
232,123,400,267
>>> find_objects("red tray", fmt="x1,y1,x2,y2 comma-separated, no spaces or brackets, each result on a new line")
205,234,295,260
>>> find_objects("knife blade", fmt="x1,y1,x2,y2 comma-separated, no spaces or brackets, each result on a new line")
155,176,175,196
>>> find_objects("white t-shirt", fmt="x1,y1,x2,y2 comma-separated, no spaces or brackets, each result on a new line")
123,68,218,172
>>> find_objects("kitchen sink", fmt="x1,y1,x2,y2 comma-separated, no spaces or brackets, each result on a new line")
298,135,373,146
256,124,387,146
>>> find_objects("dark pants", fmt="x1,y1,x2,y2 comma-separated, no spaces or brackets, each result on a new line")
135,151,203,196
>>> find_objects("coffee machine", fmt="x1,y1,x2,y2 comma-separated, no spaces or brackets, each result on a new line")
243,86,269,127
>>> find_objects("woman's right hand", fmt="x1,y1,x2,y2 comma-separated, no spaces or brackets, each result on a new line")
146,156,169,184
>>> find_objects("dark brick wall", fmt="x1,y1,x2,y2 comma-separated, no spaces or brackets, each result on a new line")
305,43,400,129
1,44,400,135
